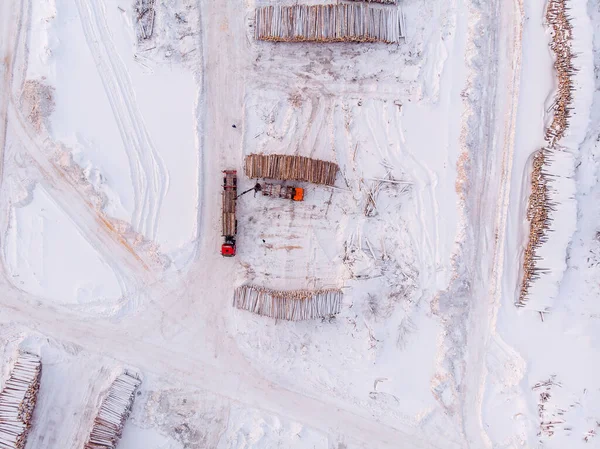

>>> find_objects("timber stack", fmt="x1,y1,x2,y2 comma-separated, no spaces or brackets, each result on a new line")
254,4,404,43
0,352,41,449
245,154,338,186
233,285,342,321
84,373,141,449
518,0,575,307
545,0,575,146
346,0,397,3
518,150,555,305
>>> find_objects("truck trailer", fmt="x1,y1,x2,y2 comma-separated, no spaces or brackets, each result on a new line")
221,170,237,257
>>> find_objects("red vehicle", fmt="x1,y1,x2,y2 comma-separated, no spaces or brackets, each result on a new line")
221,170,237,257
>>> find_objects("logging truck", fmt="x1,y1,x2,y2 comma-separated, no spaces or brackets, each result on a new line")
221,170,237,257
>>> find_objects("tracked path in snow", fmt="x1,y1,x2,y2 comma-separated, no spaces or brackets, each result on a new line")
75,0,168,241
444,0,525,447
0,0,154,302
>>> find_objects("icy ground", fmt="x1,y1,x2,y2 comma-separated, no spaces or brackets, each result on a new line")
0,0,599,448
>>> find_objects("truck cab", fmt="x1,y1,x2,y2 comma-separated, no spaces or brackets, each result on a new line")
221,241,236,257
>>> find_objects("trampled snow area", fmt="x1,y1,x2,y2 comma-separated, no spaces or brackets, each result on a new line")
0,0,599,448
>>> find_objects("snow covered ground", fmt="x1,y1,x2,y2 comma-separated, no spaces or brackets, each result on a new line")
0,0,599,447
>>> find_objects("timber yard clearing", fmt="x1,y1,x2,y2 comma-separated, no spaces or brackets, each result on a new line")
0,0,599,448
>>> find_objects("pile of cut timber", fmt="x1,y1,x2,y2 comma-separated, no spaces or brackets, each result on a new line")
517,0,575,307
233,285,342,321
346,0,397,3
254,4,404,43
518,149,554,304
84,373,141,449
245,154,338,186
545,0,575,145
0,352,41,449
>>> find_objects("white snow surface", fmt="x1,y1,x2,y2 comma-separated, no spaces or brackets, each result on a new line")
4,183,123,304
0,0,598,448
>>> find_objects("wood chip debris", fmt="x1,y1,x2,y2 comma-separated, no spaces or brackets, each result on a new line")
254,4,405,43
0,352,41,449
83,372,141,449
245,154,338,186
233,285,342,321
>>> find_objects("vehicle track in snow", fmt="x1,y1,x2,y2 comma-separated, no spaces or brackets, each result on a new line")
440,0,524,447
6,106,151,299
74,0,168,242
0,0,153,307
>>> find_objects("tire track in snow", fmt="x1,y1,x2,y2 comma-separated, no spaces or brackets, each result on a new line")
6,107,150,296
443,0,523,446
74,0,168,242
0,0,151,307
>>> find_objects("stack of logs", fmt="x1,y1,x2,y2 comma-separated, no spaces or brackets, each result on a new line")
245,154,338,186
254,4,404,43
0,352,41,449
134,0,155,41
84,373,141,449
545,0,575,145
346,0,398,3
233,285,342,321
518,0,575,306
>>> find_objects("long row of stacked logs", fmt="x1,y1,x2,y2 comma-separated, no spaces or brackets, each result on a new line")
518,0,575,306
545,0,575,145
233,285,343,321
84,373,141,449
245,154,339,186
346,0,398,4
0,353,41,449
254,4,404,44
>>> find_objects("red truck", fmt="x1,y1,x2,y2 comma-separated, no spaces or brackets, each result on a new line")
221,170,237,257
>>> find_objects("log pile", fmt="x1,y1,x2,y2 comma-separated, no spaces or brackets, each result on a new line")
245,154,338,186
518,150,555,304
254,4,404,43
545,0,575,145
135,0,155,41
0,352,41,449
233,285,342,321
518,0,575,306
84,373,141,449
346,0,397,4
